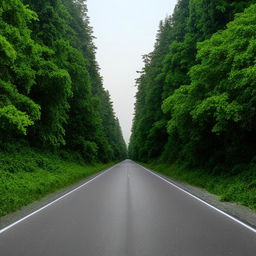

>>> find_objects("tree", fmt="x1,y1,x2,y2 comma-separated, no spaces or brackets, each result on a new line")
0,0,40,140
23,0,72,147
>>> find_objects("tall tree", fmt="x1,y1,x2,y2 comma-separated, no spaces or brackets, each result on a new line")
163,3,256,169
23,0,72,147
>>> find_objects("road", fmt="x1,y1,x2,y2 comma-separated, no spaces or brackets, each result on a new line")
0,160,256,255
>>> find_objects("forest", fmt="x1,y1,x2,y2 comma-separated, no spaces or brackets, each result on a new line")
0,0,126,216
129,0,256,209
1,0,256,216
0,0,127,162
0,1,255,252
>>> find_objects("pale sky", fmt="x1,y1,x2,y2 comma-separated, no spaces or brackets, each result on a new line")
87,0,177,144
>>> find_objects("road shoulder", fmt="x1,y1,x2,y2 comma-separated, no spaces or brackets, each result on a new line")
139,163,256,229
0,164,119,231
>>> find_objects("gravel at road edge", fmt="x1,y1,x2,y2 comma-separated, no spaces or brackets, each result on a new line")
145,166,256,229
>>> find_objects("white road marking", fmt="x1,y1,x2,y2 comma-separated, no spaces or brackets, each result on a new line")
1,161,255,236
0,164,119,235
137,163,256,234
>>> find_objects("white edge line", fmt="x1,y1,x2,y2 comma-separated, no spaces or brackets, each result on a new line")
136,163,256,234
0,164,118,235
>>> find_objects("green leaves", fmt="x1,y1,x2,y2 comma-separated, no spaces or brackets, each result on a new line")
0,80,40,135
191,93,242,133
189,4,256,133
0,1,41,137
162,2,256,166
0,105,33,135
0,35,16,62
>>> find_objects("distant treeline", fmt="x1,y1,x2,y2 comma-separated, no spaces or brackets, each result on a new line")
129,0,256,173
0,0,127,162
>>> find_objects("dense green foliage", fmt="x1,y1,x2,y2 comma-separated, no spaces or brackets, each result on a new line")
129,0,256,175
0,0,126,162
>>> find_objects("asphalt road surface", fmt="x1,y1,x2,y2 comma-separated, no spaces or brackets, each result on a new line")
0,160,256,256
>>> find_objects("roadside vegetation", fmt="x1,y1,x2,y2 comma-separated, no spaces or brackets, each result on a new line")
0,143,116,217
129,0,256,209
0,0,126,216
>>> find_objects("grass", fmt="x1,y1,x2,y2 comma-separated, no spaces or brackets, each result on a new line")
140,162,256,210
0,146,116,217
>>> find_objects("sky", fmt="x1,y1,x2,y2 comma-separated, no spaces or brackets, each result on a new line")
87,0,177,144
